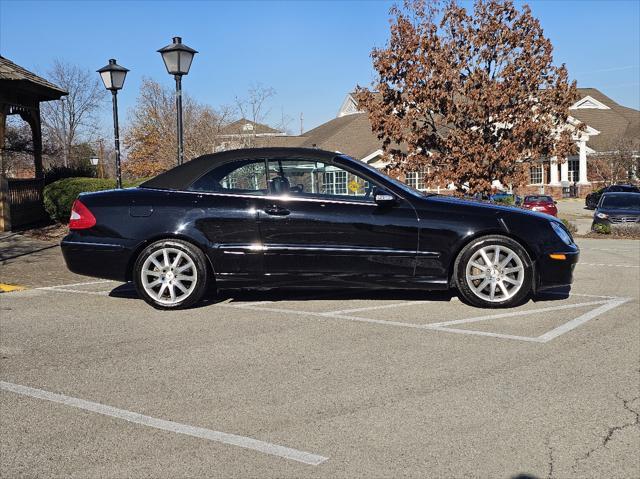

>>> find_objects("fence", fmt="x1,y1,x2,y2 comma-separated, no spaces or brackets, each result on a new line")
7,178,48,228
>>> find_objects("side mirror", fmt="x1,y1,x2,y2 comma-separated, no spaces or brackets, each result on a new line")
373,188,397,207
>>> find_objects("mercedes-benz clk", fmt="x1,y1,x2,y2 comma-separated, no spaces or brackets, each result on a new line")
61,147,579,309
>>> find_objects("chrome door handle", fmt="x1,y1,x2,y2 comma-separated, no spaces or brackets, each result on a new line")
264,206,290,216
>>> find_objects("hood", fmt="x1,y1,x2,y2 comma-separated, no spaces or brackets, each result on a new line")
426,195,557,221
596,207,640,216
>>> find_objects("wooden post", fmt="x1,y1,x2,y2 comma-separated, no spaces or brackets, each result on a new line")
0,106,11,232
20,108,44,179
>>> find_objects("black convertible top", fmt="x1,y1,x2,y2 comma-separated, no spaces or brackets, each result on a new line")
140,147,342,191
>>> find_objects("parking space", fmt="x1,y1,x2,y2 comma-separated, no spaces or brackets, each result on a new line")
1,238,639,477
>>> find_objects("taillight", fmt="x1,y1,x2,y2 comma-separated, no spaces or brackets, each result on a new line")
69,199,96,230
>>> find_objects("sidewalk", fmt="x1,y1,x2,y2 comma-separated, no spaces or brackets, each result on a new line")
0,232,84,289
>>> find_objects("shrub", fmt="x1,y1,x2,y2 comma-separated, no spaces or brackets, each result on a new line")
561,219,578,235
493,196,515,205
593,223,611,235
44,164,95,186
43,177,145,223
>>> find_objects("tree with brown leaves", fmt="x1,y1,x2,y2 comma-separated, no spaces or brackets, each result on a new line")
124,78,233,178
356,0,580,194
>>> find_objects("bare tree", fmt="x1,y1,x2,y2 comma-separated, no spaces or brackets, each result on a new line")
40,60,107,167
232,84,279,148
589,139,639,185
235,83,276,125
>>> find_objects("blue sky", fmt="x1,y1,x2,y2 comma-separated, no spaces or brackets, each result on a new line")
1,0,638,134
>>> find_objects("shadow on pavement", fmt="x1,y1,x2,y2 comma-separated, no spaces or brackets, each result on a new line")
0,233,59,264
108,283,572,308
532,286,572,302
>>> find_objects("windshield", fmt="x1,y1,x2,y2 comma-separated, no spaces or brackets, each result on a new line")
600,194,640,210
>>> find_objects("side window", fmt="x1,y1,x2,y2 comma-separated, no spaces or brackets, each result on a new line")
267,159,374,201
190,159,268,195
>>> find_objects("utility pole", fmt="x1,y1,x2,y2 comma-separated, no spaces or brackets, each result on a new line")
300,112,304,136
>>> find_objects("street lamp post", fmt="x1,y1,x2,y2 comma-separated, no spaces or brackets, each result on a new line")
158,36,197,166
97,59,128,189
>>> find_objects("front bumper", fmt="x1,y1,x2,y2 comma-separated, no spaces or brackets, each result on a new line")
592,216,640,229
536,247,579,291
61,235,134,282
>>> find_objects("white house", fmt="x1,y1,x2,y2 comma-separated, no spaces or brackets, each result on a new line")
271,88,638,198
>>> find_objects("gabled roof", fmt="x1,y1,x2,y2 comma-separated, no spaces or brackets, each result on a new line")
252,113,383,160
570,88,640,151
0,56,67,101
260,87,640,161
296,113,381,159
219,118,282,136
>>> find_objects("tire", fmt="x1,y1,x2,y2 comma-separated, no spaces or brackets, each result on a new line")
133,239,209,310
453,235,533,308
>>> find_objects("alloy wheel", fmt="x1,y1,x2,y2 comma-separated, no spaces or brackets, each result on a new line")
140,247,198,305
465,245,525,303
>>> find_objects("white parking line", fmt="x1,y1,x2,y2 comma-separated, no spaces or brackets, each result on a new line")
25,281,632,344
323,300,436,315
578,263,639,268
37,280,115,289
429,327,543,343
222,303,432,330
536,298,630,342
579,247,639,252
0,381,328,466
221,294,631,343
38,287,110,296
426,300,609,328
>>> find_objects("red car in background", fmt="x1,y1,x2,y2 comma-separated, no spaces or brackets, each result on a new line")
522,195,558,216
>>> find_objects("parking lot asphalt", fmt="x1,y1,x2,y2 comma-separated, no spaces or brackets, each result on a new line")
1,237,639,478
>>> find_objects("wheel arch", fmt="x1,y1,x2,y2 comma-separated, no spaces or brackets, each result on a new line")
447,229,537,288
125,233,216,282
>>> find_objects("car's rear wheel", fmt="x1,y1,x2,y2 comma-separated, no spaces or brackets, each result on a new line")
454,235,532,308
134,239,209,310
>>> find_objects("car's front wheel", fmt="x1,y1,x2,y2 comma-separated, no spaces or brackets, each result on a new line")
454,235,532,308
133,239,209,310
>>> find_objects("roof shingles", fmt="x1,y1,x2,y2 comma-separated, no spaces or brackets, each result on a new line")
0,56,67,101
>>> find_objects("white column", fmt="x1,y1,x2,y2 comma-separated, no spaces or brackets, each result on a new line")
560,158,569,183
578,139,590,184
549,157,560,185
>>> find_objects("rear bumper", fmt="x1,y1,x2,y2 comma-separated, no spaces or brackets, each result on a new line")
61,236,133,282
536,249,580,291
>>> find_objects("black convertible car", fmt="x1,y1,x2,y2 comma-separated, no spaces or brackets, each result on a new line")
62,148,578,309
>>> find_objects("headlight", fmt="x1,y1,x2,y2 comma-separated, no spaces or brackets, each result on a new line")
596,212,609,219
550,221,572,245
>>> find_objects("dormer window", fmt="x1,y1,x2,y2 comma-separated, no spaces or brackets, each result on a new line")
570,95,610,110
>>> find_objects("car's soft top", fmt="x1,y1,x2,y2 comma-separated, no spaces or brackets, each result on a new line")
140,147,341,191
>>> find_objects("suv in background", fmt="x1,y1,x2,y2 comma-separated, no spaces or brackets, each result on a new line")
585,184,639,209
592,192,640,230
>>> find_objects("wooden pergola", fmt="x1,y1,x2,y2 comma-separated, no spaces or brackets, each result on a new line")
0,56,67,231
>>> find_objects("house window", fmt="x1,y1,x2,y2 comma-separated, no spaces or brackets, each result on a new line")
529,164,543,185
568,158,579,182
406,170,427,191
323,170,348,195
